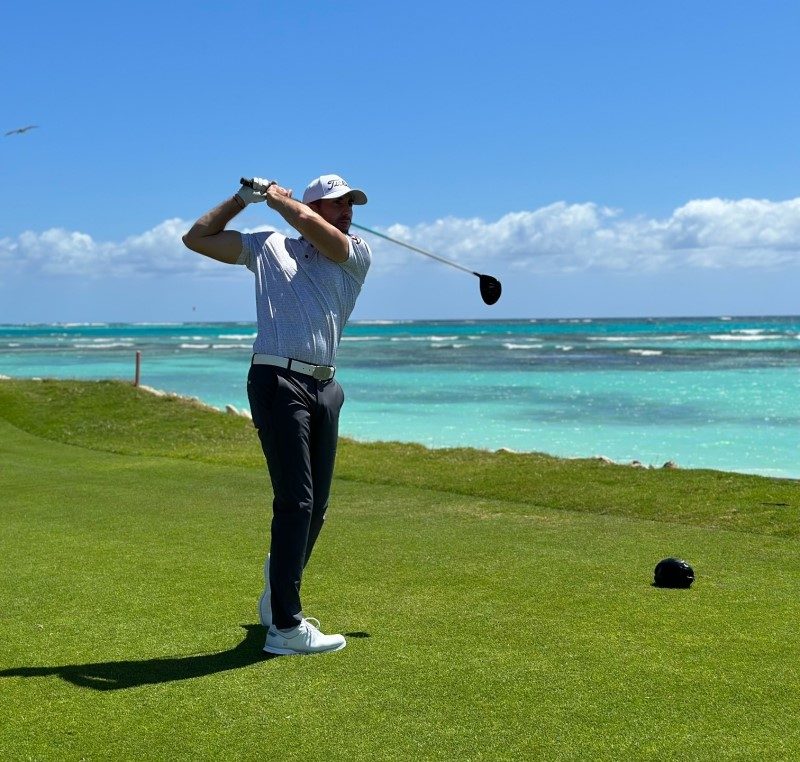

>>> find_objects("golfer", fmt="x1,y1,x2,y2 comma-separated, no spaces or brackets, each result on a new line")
182,173,371,655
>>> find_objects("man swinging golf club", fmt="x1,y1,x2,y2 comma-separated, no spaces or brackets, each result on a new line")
182,173,371,655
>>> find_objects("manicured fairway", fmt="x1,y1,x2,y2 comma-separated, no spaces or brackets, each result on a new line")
1,380,798,760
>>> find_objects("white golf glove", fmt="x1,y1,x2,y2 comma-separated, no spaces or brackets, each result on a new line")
236,177,273,205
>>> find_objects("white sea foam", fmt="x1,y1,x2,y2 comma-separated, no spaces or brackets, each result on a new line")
390,336,458,342
353,319,407,325
218,333,256,340
628,349,663,356
180,343,210,349
212,344,250,349
72,342,136,349
503,342,544,350
708,334,772,342
588,336,636,342
341,336,383,342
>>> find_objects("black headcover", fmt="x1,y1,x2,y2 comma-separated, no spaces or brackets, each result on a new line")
653,557,695,588
478,274,502,305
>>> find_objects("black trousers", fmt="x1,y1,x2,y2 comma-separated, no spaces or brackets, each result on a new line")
247,363,345,630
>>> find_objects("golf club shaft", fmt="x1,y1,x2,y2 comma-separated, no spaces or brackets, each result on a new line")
349,223,477,276
240,177,478,277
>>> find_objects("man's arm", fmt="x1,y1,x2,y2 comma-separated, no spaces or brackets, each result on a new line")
264,185,350,263
181,195,245,265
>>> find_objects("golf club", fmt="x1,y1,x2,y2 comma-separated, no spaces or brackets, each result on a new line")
239,177,502,305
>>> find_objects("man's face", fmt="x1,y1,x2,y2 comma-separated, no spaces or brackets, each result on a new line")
314,195,355,234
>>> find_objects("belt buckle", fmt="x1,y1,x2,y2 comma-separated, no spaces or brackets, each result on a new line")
312,365,333,381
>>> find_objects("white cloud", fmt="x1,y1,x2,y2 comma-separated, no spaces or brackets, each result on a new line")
0,220,193,278
0,219,277,279
2,198,800,280
369,198,800,274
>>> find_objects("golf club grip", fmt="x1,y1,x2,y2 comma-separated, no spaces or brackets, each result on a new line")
241,177,276,192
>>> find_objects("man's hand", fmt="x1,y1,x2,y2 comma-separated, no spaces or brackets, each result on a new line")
236,176,273,206
264,183,294,209
264,187,349,263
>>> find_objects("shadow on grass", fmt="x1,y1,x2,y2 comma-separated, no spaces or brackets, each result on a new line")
0,624,273,691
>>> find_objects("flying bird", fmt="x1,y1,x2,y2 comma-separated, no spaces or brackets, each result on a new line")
4,125,38,136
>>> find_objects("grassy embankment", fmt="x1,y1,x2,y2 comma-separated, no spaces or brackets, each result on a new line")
1,379,798,760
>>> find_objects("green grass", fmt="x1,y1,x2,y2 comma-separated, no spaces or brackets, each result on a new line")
1,379,799,760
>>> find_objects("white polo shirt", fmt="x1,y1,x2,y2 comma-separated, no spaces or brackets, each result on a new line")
237,231,371,366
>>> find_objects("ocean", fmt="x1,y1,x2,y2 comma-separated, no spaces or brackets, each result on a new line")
1,316,798,479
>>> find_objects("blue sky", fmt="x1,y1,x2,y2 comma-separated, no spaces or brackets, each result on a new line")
2,1,799,323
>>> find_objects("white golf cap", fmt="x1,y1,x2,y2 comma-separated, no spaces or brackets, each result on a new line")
302,174,368,205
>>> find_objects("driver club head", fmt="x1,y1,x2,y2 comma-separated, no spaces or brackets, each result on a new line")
478,274,502,305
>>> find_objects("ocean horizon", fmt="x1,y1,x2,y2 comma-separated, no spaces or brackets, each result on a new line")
2,315,798,480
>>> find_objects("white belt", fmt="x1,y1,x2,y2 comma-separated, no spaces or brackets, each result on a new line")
252,353,335,381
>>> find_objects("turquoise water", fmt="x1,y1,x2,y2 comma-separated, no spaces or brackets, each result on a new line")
1,317,798,479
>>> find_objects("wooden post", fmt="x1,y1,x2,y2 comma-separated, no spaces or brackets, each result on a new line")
134,351,141,387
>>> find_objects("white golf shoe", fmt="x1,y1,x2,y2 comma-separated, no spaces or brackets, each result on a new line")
263,618,346,656
257,554,271,628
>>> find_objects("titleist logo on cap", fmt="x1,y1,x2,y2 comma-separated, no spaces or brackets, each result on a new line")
302,174,368,205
